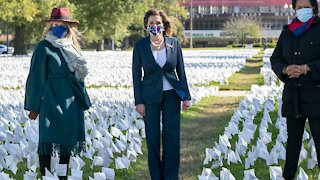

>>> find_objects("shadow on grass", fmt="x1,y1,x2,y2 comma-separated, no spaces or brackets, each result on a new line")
180,96,243,179
114,96,243,180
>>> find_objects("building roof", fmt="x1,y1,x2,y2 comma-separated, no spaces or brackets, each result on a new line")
184,0,292,7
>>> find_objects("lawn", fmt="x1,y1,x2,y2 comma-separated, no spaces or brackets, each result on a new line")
203,50,264,90
182,47,261,51
114,96,244,180
205,106,319,179
9,48,267,179
6,96,243,179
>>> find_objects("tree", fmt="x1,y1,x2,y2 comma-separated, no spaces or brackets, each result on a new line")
223,16,262,46
0,0,37,54
0,0,188,53
152,0,188,44
0,0,74,54
73,0,152,51
126,0,188,47
74,0,187,50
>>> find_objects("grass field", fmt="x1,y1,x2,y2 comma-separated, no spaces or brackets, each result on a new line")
114,96,244,180
205,107,319,179
8,48,272,179
6,97,243,179
82,47,261,52
203,50,264,90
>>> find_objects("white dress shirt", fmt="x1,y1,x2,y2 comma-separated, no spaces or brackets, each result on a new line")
151,47,174,91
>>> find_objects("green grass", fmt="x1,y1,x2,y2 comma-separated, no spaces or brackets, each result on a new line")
114,96,244,180
180,96,243,179
3,160,29,179
14,98,320,179
0,85,130,90
9,48,268,179
86,85,130,89
199,50,264,90
12,96,243,179
182,47,259,51
203,105,320,179
81,47,260,52
1,86,22,90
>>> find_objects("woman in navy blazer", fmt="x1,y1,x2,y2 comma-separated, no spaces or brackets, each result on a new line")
132,8,191,180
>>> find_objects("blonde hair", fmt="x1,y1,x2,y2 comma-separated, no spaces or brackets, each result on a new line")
41,22,82,50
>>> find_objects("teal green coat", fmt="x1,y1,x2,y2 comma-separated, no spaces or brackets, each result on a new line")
24,40,91,155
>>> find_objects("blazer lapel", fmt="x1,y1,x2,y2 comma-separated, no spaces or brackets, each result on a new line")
143,37,162,69
143,36,173,69
163,36,173,69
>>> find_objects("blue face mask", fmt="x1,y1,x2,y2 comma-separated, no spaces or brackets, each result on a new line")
50,25,68,38
147,25,164,36
296,8,313,22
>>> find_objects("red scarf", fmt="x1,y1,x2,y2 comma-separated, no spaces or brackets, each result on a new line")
288,17,315,36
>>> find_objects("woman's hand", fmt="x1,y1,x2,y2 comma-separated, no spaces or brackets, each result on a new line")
283,65,301,78
283,64,311,78
136,104,145,116
28,111,39,120
182,100,190,110
299,64,310,75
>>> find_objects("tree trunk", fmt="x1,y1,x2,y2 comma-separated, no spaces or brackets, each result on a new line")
122,37,129,50
241,34,245,47
13,24,27,55
97,39,104,51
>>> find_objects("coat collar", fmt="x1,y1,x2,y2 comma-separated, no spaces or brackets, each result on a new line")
284,16,320,30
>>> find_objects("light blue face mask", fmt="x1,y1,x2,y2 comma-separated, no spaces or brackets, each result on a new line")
296,8,313,22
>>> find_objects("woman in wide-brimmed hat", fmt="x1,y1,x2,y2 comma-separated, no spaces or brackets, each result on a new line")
24,7,91,179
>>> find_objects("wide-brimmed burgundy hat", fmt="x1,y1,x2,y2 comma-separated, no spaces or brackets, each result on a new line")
42,7,79,24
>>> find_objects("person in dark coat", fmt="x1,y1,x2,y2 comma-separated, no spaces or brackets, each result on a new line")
270,0,320,179
262,38,267,50
24,7,91,179
132,8,191,180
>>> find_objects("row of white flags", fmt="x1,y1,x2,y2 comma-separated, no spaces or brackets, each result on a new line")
198,49,318,180
0,49,259,179
0,50,259,89
0,86,219,179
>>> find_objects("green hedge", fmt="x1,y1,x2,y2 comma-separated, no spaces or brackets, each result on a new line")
226,43,277,48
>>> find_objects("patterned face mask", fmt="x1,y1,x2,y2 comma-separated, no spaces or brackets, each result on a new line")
147,25,164,36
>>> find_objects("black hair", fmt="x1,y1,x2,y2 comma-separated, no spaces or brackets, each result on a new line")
292,0,319,15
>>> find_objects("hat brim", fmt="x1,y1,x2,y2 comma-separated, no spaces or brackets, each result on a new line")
42,19,79,25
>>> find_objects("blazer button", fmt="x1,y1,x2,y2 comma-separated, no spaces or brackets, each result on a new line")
298,52,301,55
297,83,301,87
294,52,298,55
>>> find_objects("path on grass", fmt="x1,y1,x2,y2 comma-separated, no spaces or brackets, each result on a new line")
116,49,264,180
216,90,248,97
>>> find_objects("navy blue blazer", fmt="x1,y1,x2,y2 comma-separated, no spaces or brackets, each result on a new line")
132,36,191,105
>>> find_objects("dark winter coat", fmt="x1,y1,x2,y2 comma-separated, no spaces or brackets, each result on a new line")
24,40,91,155
271,17,320,119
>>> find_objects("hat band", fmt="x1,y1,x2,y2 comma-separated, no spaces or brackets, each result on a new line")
50,16,72,21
